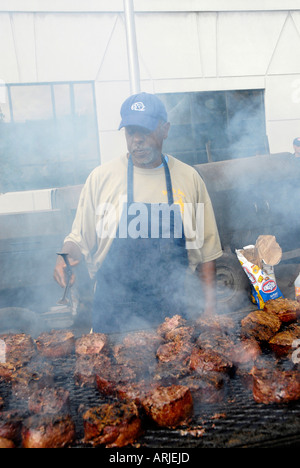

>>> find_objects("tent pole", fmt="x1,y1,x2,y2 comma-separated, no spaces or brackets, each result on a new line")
123,0,141,94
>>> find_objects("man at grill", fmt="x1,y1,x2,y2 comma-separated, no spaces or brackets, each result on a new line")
53,92,223,333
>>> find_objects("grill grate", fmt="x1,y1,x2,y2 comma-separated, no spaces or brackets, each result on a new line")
1,352,300,448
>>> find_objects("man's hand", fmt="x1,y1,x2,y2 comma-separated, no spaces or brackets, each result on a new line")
53,255,79,288
53,242,82,288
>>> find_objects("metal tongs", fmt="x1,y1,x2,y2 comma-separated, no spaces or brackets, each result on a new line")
57,252,72,305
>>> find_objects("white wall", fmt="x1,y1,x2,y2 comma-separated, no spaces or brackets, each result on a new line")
0,3,300,163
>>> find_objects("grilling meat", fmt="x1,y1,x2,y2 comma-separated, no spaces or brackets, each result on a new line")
157,314,187,338
122,330,162,350
250,365,300,404
0,409,28,441
0,362,17,383
95,361,136,398
0,333,36,366
180,374,226,404
116,379,159,406
0,310,299,448
164,326,194,343
75,333,108,356
189,346,233,375
230,337,262,366
154,360,190,386
141,385,193,428
35,330,75,359
268,324,300,358
11,358,54,400
195,314,235,333
28,387,70,415
0,437,15,448
241,310,281,342
74,354,112,387
108,331,161,381
197,329,236,358
263,298,300,323
156,340,192,364
22,414,76,448
82,401,142,447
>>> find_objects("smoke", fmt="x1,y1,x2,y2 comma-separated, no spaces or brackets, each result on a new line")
0,81,99,332
1,86,300,335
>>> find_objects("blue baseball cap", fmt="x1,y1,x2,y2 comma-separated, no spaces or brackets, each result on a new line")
293,137,300,147
119,92,168,132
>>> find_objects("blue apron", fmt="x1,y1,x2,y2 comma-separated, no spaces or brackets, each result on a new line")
92,154,189,333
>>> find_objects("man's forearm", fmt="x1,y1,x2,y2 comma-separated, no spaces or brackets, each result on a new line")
197,260,217,315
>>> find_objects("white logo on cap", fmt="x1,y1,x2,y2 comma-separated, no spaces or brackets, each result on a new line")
131,102,146,112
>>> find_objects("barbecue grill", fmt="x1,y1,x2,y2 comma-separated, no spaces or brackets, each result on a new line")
1,315,299,449
2,356,299,448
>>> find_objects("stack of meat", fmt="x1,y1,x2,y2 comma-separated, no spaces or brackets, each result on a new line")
240,298,300,404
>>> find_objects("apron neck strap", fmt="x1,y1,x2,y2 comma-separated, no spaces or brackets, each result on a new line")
127,154,174,205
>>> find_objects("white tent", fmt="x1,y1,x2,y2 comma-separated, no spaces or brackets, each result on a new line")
0,0,300,163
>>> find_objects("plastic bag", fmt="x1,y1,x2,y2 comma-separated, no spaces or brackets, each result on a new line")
236,245,283,309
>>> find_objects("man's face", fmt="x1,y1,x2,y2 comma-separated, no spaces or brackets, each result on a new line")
125,122,170,168
294,144,300,158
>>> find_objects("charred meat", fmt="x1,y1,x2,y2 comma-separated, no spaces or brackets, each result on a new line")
180,372,226,404
74,354,112,387
189,346,233,375
269,324,300,358
22,414,76,448
241,310,281,342
95,361,136,398
75,333,108,356
0,437,15,448
0,409,28,441
157,314,187,338
28,387,70,415
35,330,75,359
83,401,142,448
250,364,300,404
11,358,54,400
141,385,193,428
263,298,300,323
0,333,36,366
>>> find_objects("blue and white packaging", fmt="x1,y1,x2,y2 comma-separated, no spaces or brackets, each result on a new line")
236,245,283,309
